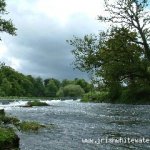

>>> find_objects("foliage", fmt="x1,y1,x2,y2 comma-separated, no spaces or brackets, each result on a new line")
27,100,49,107
0,115,20,125
68,34,102,73
74,78,91,93
45,79,58,97
68,0,150,104
98,0,150,61
17,121,46,132
0,108,19,126
61,84,85,98
119,85,150,104
56,87,64,97
57,84,85,98
0,0,17,40
0,127,19,149
82,91,109,102
0,63,90,98
33,77,45,97
0,109,19,149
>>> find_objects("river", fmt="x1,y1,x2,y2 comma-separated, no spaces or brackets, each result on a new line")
1,100,150,150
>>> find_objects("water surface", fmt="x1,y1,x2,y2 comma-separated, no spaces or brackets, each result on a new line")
1,100,150,150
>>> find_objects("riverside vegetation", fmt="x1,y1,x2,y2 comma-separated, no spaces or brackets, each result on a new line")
0,0,86,149
0,63,91,99
0,1,150,105
0,109,51,149
26,100,50,107
0,0,149,104
68,0,150,104
0,0,150,149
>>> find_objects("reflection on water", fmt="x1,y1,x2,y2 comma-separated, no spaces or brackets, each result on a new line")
2,100,150,150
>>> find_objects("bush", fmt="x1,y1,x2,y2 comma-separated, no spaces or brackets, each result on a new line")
17,121,46,132
57,84,85,98
81,91,109,102
0,109,20,125
56,88,64,97
119,85,150,104
0,115,20,125
0,127,19,149
27,100,49,107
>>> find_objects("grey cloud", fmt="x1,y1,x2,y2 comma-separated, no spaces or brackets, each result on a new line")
2,0,101,80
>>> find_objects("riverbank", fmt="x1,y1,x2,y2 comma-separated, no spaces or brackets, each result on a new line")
0,107,51,149
81,91,150,105
0,109,20,150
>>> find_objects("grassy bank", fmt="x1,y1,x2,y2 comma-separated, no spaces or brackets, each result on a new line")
26,100,49,107
81,91,109,103
0,108,53,149
0,109,19,149
0,127,19,150
81,88,150,105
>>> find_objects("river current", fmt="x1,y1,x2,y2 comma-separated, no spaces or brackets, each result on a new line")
0,100,150,150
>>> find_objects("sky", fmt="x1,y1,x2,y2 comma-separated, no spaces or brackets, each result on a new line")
0,0,106,80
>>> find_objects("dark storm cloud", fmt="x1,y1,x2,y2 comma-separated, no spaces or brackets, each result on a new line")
2,0,101,80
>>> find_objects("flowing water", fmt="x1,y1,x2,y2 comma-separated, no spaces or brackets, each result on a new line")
0,100,150,150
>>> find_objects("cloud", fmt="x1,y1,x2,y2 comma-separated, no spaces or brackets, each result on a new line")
0,0,105,80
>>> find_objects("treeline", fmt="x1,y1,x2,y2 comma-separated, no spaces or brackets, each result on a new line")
0,63,92,98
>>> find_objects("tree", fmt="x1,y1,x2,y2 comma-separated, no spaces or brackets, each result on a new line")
0,78,12,96
45,80,58,97
56,87,64,97
67,34,102,73
63,84,85,98
74,78,91,93
0,0,17,40
68,32,106,82
68,26,150,102
98,0,150,61
44,78,60,89
99,28,145,84
33,77,45,97
61,79,74,87
99,27,147,100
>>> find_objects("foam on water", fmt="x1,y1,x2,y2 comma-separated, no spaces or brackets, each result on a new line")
0,99,81,110
0,101,28,110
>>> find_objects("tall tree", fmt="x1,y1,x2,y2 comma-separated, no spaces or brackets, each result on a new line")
32,77,45,97
68,27,148,98
98,0,150,61
0,0,16,40
45,79,58,97
74,78,91,93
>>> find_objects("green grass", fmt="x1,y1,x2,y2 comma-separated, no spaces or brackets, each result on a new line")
0,127,19,149
0,127,16,142
27,100,49,107
0,110,47,132
0,109,20,125
0,115,20,125
17,121,46,132
0,109,54,149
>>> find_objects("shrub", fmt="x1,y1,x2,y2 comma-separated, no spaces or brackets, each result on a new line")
0,127,19,149
27,100,49,107
119,85,150,104
82,91,109,102
57,84,85,98
17,121,46,132
0,115,20,125
63,84,84,97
